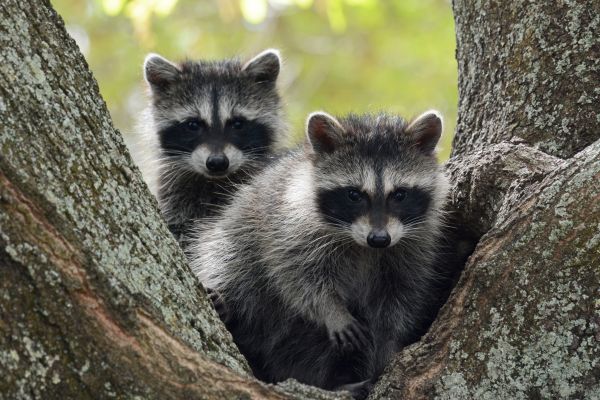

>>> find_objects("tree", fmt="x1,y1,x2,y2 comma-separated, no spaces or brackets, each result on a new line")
0,1,598,399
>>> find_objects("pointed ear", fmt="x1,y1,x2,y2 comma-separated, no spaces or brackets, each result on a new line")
143,53,180,91
306,112,345,154
405,110,443,155
242,49,281,83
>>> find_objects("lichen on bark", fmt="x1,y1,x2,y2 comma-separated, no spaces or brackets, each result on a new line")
452,0,600,159
436,140,600,399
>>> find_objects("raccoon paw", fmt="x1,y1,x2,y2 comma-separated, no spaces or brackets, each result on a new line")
328,317,371,353
206,287,230,323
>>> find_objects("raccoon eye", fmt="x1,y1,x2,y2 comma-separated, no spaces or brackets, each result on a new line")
347,188,363,202
229,117,246,130
185,119,205,131
392,188,407,202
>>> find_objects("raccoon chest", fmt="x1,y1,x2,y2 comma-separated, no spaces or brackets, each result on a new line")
335,258,373,309
365,275,422,338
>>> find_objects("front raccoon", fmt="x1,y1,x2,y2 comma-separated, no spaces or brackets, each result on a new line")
191,111,448,398
139,49,286,243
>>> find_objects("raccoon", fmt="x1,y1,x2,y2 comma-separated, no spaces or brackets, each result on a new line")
190,110,449,397
138,49,286,244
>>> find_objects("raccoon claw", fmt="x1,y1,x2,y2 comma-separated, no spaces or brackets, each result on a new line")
329,318,371,353
206,287,230,323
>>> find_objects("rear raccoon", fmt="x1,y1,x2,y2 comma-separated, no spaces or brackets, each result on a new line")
138,49,286,244
191,110,448,397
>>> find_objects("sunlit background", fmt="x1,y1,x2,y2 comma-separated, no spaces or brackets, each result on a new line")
52,0,457,158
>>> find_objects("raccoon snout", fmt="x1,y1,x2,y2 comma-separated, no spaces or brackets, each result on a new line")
206,154,230,172
367,230,391,248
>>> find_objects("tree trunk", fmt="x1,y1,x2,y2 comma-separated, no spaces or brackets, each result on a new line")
451,0,600,159
370,0,600,398
1,0,598,399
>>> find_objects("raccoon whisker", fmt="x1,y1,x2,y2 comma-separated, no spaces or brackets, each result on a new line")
297,234,353,261
155,155,194,169
407,218,451,232
231,169,259,182
402,215,430,226
158,172,189,192
244,145,274,152
319,216,352,229
211,188,239,200
156,154,191,165
158,149,193,157
401,226,430,237
158,166,197,190
264,232,347,263
159,162,193,178
157,160,194,176
402,223,442,237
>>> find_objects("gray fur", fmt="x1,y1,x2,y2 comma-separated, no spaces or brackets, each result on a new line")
137,49,287,245
190,111,449,395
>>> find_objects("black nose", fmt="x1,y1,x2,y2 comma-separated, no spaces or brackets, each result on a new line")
367,230,391,248
206,154,229,172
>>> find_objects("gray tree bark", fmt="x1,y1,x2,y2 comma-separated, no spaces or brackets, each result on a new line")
451,0,600,159
1,0,598,399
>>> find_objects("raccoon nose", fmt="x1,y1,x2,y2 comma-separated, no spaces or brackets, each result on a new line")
367,230,391,248
206,154,229,172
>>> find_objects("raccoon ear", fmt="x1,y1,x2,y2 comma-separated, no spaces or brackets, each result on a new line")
143,53,180,90
306,112,345,154
405,110,443,155
242,49,281,83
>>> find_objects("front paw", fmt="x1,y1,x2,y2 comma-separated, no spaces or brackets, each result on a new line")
206,287,230,323
327,317,371,353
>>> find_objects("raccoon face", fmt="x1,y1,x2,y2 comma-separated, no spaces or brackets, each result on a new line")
306,111,445,249
144,49,283,179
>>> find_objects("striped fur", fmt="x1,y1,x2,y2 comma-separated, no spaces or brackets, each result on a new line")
190,111,448,398
135,49,287,245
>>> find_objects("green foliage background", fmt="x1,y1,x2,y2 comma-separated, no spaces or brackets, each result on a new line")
51,0,456,159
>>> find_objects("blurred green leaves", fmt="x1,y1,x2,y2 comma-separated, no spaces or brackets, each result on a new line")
52,0,456,158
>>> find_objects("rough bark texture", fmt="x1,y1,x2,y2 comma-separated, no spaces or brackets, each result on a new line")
370,0,600,398
0,1,345,399
452,0,600,159
445,139,564,238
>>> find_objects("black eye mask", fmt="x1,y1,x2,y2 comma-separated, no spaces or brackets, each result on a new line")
317,186,432,227
387,186,432,224
317,186,370,226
